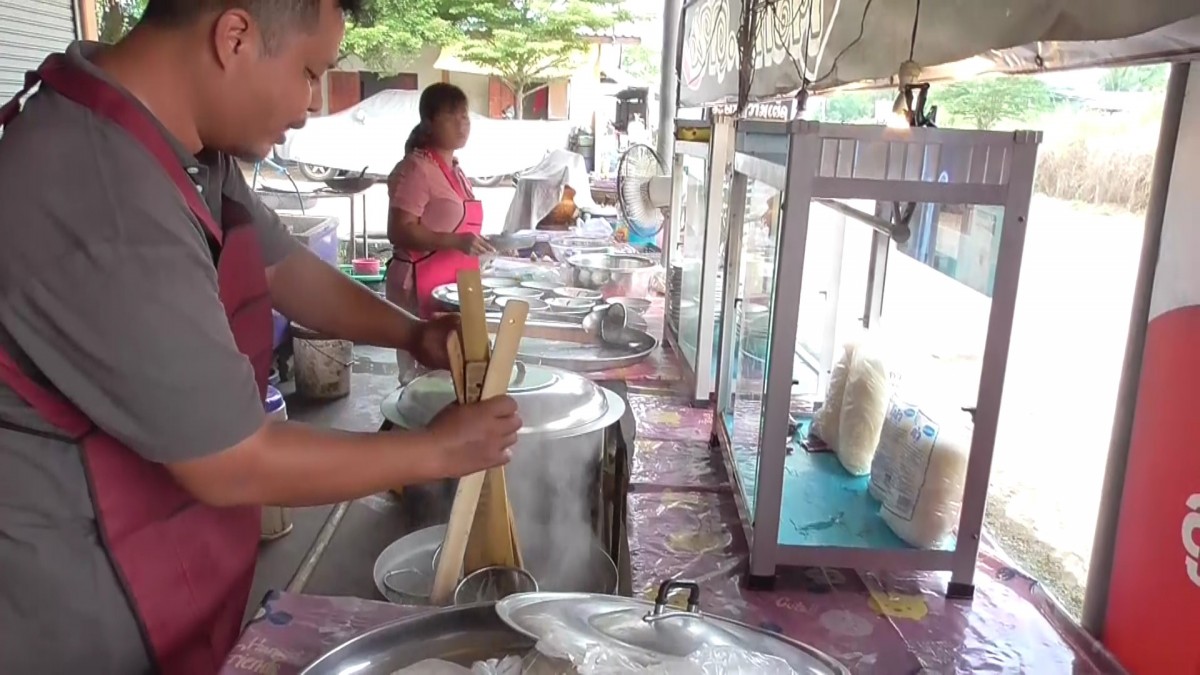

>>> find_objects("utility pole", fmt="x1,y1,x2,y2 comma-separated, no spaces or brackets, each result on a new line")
657,0,682,163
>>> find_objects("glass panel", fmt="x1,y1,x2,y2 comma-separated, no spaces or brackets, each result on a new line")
895,203,1004,298
676,154,709,370
791,203,840,397
767,203,986,553
884,204,1004,409
710,175,732,382
723,176,783,517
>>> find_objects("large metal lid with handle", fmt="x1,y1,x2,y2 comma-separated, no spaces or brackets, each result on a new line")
381,362,625,441
496,580,849,674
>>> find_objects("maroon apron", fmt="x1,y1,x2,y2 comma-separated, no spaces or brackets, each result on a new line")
0,54,270,673
395,150,484,318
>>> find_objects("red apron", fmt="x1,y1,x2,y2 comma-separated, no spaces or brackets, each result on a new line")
0,54,270,673
397,150,484,318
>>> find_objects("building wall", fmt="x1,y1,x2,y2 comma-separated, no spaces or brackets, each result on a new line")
327,41,613,121
0,0,79,100
447,71,490,114
330,46,489,116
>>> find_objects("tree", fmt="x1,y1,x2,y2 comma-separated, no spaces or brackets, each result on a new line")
340,0,458,71
1100,65,1169,93
96,0,147,44
933,76,1058,130
620,44,659,83
450,0,629,118
820,90,889,123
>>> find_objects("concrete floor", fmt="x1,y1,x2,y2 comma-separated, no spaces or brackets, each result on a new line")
246,345,409,618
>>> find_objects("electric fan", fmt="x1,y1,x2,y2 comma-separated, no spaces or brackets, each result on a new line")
616,143,672,244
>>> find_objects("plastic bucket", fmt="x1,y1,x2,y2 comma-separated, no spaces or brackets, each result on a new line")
260,385,293,540
292,324,353,400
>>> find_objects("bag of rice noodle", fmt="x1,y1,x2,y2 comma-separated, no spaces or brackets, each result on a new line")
870,400,972,549
835,341,891,476
812,341,858,449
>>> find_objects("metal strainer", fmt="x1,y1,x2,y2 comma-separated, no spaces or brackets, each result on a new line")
453,566,538,605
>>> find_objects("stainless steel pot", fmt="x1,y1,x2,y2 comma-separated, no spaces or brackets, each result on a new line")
379,366,626,603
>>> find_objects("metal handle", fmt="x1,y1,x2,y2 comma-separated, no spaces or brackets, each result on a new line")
652,579,701,616
510,360,528,387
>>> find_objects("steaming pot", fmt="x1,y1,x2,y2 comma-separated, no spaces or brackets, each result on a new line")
380,363,627,584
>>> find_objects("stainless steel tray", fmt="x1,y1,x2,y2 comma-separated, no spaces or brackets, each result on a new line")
298,604,533,674
516,328,657,372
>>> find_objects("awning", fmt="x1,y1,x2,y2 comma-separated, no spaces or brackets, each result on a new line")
433,45,587,80
677,0,1200,106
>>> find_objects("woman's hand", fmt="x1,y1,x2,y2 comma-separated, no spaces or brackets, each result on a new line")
453,233,496,256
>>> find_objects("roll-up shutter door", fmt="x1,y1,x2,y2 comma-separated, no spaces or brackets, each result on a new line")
0,0,78,101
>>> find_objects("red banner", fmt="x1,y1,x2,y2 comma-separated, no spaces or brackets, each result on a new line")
1104,307,1200,673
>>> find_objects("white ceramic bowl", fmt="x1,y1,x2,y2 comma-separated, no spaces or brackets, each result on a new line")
494,286,544,299
607,296,651,314
546,297,597,312
553,287,603,301
519,280,561,292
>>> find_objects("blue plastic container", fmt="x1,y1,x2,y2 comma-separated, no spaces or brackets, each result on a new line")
264,385,287,421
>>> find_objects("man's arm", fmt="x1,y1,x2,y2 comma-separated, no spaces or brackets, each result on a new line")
268,246,426,350
1,202,515,508
169,397,519,507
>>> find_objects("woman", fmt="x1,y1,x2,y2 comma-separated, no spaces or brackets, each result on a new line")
386,83,495,323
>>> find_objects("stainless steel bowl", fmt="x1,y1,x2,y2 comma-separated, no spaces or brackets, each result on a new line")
550,236,614,262
566,253,656,296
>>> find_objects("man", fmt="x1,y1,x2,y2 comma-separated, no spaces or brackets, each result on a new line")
0,1,521,673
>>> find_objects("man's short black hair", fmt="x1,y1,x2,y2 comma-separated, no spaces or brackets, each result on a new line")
140,0,364,50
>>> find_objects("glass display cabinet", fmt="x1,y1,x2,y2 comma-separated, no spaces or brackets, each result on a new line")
712,119,1041,597
664,117,735,405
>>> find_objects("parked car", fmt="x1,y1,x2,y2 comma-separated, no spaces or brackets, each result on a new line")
273,89,573,189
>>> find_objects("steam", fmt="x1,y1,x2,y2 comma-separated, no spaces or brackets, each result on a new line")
505,430,604,593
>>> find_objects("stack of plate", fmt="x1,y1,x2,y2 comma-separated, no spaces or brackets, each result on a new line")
667,262,683,332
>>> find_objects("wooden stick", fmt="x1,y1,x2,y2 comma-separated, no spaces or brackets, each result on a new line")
430,288,530,604
457,269,491,364
446,330,466,405
462,301,529,574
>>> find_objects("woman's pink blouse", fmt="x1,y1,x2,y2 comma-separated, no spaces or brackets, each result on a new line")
385,152,471,310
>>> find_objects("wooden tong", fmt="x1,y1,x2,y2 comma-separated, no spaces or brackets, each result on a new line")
429,270,527,605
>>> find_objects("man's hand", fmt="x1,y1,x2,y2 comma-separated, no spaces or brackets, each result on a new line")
409,313,461,370
427,396,522,475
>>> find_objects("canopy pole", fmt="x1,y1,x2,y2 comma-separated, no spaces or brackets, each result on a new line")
1080,61,1190,637
657,0,682,164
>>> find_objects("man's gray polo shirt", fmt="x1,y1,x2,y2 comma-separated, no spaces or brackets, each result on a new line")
0,42,300,672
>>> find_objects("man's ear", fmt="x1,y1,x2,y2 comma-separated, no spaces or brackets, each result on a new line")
211,9,258,69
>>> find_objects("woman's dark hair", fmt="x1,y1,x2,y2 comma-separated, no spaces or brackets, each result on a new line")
405,83,469,155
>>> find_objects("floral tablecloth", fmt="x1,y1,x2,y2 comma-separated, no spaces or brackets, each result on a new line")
223,298,1126,674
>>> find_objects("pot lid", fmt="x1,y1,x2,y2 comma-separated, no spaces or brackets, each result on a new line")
495,581,847,674
386,362,625,440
